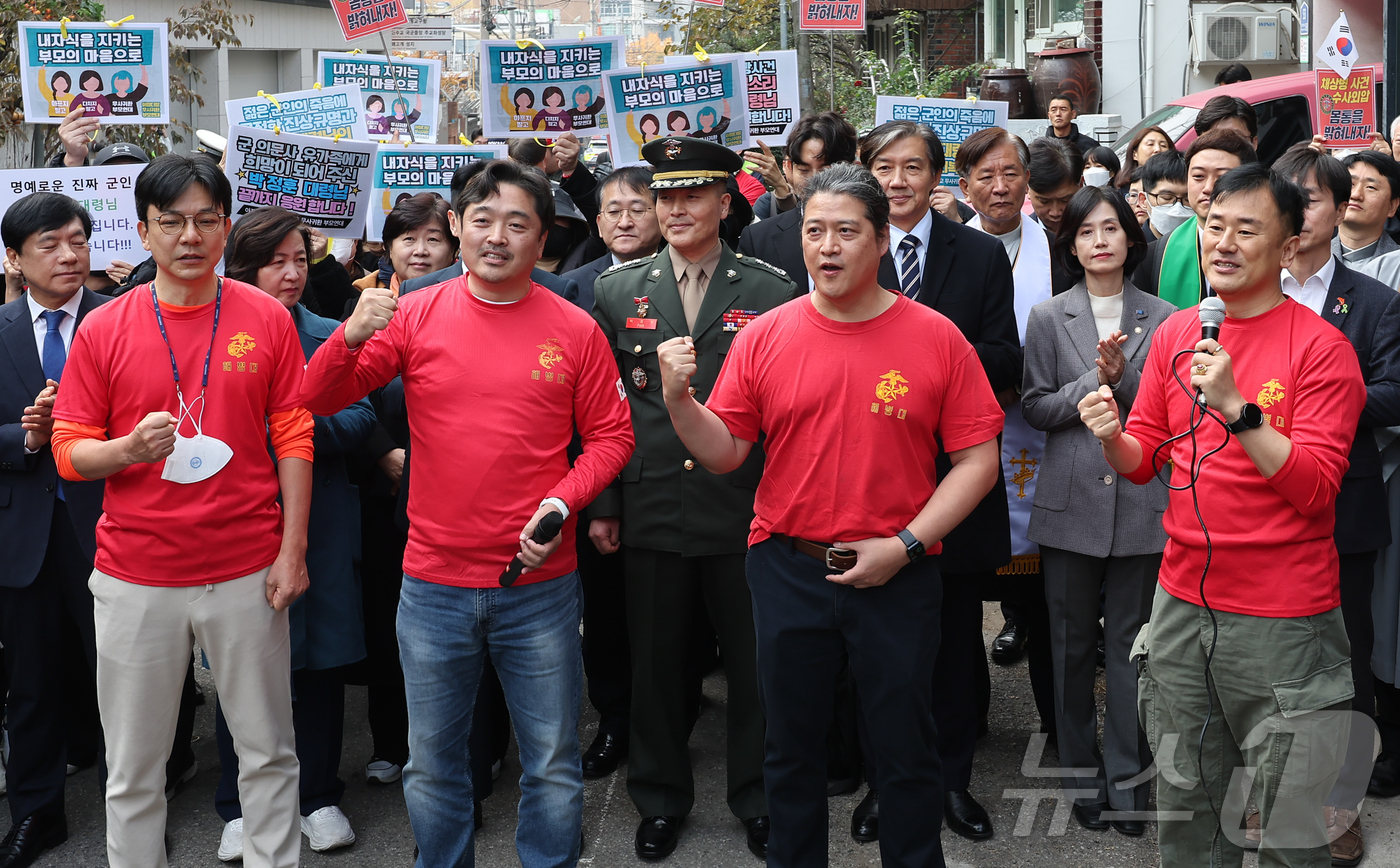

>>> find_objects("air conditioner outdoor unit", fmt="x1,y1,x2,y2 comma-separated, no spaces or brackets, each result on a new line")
1192,3,1298,63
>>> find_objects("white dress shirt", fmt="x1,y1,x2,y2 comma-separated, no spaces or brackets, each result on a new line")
26,290,82,367
888,208,935,279
1280,255,1337,316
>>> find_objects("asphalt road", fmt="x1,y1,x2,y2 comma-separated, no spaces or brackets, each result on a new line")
31,604,1400,866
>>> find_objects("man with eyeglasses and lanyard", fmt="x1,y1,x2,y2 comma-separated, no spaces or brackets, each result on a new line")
591,137,797,861
49,154,314,868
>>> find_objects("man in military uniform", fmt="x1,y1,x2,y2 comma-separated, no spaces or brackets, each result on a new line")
591,136,799,861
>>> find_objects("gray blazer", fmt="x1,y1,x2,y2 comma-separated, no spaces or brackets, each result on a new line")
1021,280,1175,557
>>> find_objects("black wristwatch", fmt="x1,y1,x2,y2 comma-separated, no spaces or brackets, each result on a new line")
1225,402,1265,435
897,529,926,563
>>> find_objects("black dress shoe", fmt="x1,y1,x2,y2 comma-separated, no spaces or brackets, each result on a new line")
635,816,681,860
1072,802,1110,831
582,731,627,779
944,790,994,840
743,816,769,859
850,788,879,843
1110,817,1145,836
1369,751,1400,798
990,620,1026,665
0,813,68,868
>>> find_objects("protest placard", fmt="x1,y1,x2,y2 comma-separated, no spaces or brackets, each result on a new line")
320,52,441,142
602,58,749,167
370,143,506,236
226,84,369,141
225,125,377,238
875,96,1009,186
18,21,169,124
0,165,142,269
665,51,799,142
1316,64,1376,148
330,0,408,43
798,0,865,31
479,37,626,138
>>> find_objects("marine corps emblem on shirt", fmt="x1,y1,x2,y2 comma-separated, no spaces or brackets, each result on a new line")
227,331,256,358
1256,378,1285,409
537,338,564,370
874,370,909,404
632,366,647,389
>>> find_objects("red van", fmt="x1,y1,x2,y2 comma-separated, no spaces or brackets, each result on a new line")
1113,68,1387,166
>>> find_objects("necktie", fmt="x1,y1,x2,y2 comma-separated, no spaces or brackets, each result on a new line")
679,262,705,333
40,309,66,500
898,235,922,299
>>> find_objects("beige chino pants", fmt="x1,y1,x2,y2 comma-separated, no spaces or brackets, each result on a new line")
90,568,300,868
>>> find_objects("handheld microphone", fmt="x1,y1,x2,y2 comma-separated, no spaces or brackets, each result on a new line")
499,510,566,587
1199,296,1226,342
1194,298,1227,407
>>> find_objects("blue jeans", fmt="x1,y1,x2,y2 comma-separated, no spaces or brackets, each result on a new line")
398,572,584,868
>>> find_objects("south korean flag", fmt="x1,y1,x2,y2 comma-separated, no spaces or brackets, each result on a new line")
1316,11,1359,80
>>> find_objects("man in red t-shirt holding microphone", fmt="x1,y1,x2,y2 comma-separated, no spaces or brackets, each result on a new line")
658,162,1004,866
1079,164,1365,866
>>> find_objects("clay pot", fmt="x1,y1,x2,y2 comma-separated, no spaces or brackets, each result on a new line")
1032,47,1102,115
980,68,1036,119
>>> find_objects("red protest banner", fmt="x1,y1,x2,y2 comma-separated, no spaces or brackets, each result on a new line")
1316,64,1376,148
694,0,725,6
799,0,865,30
331,0,409,42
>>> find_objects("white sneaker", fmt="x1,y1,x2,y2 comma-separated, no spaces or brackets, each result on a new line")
300,806,356,852
217,818,244,862
365,757,402,784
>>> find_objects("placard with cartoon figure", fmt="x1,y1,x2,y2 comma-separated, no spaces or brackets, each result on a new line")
18,21,169,124
664,51,800,141
226,84,370,141
601,58,749,167
479,36,626,138
319,51,441,143
370,143,506,236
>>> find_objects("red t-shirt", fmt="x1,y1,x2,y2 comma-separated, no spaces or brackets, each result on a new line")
52,280,307,586
705,293,1004,548
1123,299,1365,617
301,277,634,588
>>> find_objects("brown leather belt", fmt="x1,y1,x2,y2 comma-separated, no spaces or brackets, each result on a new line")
773,534,858,572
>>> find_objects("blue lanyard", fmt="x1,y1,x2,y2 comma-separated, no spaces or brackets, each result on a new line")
150,279,222,390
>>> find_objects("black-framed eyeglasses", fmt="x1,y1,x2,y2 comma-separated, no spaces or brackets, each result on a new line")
1143,190,1182,207
150,211,226,235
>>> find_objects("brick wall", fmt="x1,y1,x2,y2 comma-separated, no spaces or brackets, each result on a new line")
1084,0,1102,72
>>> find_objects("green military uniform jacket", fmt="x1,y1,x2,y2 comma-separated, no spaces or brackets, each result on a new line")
590,244,799,556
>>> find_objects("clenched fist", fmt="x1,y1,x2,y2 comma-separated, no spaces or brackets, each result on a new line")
345,286,398,348
125,411,177,464
1078,385,1122,443
657,336,698,404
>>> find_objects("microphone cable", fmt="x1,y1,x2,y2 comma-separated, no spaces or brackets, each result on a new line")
1146,346,1233,868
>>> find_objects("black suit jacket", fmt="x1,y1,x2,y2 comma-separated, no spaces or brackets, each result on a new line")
560,253,613,313
0,290,108,587
877,212,1021,573
736,207,805,287
400,263,580,305
1324,260,1400,553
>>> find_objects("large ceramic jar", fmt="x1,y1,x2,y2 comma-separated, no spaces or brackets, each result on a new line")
979,68,1036,119
1032,47,1102,114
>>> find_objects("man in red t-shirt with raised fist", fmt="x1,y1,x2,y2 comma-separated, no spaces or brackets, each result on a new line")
659,162,1004,867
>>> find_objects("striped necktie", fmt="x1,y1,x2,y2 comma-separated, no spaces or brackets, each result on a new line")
897,235,922,299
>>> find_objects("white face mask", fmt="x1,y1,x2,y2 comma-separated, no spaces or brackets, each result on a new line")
1150,202,1195,236
1083,166,1112,187
330,237,356,266
161,393,233,485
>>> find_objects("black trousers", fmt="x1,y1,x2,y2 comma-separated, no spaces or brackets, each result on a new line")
468,655,511,806
748,538,945,868
214,667,348,820
1330,550,1378,809
0,500,97,823
577,531,630,735
359,493,409,766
